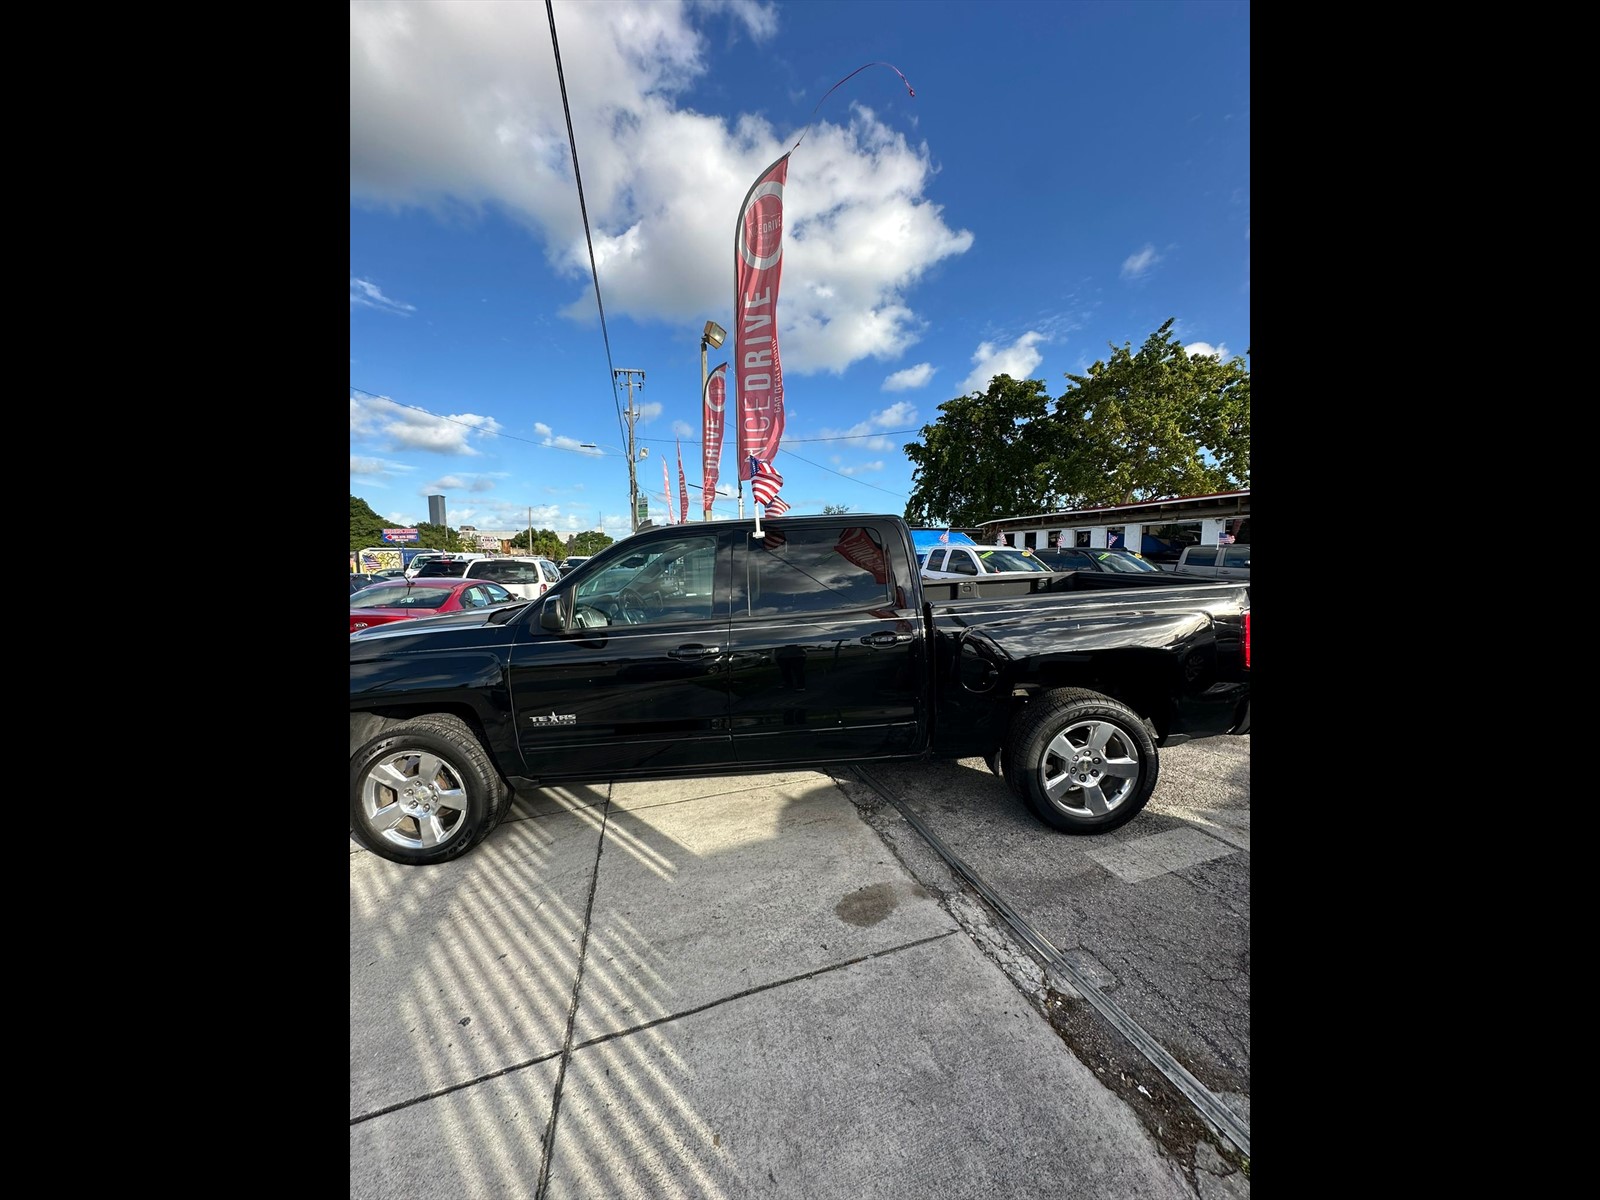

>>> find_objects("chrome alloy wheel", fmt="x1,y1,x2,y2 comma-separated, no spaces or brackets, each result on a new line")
1038,717,1141,818
358,748,470,852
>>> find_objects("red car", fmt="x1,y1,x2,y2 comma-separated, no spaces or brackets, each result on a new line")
350,577,522,632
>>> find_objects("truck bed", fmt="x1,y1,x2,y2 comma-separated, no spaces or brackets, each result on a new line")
919,569,1222,602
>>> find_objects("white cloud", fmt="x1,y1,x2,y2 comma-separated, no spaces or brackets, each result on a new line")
350,277,415,314
537,423,605,454
959,331,1045,394
1184,340,1230,360
349,1,970,376
1120,244,1162,280
350,393,503,456
883,362,935,391
816,401,919,451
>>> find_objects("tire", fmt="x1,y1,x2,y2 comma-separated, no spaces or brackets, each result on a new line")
349,714,512,865
1004,688,1159,834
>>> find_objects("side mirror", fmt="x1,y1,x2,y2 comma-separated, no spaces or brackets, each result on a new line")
539,595,566,632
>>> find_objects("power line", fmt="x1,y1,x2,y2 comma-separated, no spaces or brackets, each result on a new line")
545,0,626,447
776,446,909,499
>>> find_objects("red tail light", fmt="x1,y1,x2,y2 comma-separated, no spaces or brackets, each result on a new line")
1242,611,1250,669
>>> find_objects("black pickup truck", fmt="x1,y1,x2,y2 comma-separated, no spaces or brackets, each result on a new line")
350,514,1250,865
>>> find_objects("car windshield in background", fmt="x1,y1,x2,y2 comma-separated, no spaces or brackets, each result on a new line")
415,561,470,578
352,583,457,608
978,549,1051,573
1094,550,1161,573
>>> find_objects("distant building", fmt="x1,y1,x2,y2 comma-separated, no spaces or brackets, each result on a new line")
428,494,446,527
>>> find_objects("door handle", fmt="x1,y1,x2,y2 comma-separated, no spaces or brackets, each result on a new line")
860,632,911,647
668,644,720,659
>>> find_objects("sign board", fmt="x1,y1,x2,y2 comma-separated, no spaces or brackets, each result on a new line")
381,528,420,544
635,497,650,526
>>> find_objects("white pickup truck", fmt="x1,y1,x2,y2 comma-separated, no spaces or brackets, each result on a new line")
1173,543,1251,580
920,543,1054,580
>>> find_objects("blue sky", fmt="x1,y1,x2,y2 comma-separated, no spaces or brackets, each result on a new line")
350,0,1249,540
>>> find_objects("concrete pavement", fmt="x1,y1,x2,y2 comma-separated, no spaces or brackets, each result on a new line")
350,768,1249,1198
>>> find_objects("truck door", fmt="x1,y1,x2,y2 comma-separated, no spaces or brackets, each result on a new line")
726,522,925,765
506,530,734,778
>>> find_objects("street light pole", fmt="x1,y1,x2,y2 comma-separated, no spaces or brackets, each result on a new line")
700,320,726,522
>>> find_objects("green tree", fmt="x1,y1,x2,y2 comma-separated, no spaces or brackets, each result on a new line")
351,495,462,554
1057,319,1250,506
902,375,1085,526
508,528,566,557
350,494,387,551
568,530,614,556
822,504,852,514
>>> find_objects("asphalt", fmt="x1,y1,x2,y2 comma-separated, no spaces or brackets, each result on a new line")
350,766,1250,1199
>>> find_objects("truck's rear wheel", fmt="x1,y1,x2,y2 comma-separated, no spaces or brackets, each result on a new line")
1005,688,1158,833
350,714,512,865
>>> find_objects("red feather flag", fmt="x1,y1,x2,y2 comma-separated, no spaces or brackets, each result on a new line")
731,63,915,505
735,154,789,483
676,440,690,524
702,362,728,519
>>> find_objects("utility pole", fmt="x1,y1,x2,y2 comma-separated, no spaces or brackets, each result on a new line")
614,368,646,532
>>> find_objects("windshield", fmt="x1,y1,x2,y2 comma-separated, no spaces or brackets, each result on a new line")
976,548,1051,573
1095,551,1161,573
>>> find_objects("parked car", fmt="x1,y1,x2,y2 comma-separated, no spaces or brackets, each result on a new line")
558,555,591,575
1174,543,1251,580
920,544,1054,580
450,556,564,600
403,551,484,579
350,578,523,632
1029,547,1165,574
412,556,562,599
369,567,409,583
350,573,378,594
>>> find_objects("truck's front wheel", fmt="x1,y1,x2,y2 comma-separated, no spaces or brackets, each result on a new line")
1006,688,1158,833
350,714,512,865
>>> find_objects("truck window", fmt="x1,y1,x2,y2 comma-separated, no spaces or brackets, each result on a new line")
743,525,891,616
948,550,979,576
576,536,719,622
1222,545,1251,569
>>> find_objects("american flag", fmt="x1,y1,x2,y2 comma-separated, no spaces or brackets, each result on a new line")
1218,532,1235,545
764,495,790,517
748,455,783,507
938,529,950,543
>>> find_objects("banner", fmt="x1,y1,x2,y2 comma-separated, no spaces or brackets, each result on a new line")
702,362,728,519
661,459,675,523
676,440,690,524
735,153,790,481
